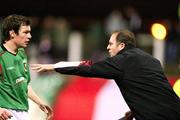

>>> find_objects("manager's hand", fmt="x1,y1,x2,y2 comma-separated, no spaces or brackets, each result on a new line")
31,64,54,72
125,111,134,120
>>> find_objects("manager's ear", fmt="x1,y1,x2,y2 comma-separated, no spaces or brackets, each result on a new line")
118,42,126,51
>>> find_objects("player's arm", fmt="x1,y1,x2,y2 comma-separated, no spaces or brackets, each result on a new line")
0,107,12,120
0,59,13,119
28,85,53,120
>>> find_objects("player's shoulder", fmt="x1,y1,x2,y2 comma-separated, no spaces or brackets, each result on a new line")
18,48,26,54
0,46,6,56
18,48,25,52
18,48,27,57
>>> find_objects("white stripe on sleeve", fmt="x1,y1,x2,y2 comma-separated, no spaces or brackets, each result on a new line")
54,61,81,68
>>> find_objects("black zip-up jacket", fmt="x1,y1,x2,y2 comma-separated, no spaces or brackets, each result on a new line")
55,45,180,120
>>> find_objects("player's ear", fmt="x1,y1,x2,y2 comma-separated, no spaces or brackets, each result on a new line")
9,30,16,39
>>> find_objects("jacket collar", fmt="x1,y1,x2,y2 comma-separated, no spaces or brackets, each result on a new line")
117,45,135,55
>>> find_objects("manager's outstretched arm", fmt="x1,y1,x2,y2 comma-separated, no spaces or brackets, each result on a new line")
31,61,82,72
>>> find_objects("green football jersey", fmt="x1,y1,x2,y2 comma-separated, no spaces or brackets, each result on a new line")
0,45,30,111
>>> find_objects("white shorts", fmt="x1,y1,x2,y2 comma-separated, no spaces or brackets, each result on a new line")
8,109,30,120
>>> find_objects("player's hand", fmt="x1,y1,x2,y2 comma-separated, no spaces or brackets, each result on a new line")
39,104,53,120
124,111,134,120
0,108,13,120
31,64,54,72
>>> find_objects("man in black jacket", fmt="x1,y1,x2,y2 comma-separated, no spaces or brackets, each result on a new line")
32,29,180,120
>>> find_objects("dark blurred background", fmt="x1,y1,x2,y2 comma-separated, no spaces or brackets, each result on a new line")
0,0,178,18
1,0,179,30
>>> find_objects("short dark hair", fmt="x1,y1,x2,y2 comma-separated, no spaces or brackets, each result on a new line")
114,29,136,47
1,14,30,43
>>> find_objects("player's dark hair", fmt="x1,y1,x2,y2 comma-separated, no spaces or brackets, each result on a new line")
1,14,30,43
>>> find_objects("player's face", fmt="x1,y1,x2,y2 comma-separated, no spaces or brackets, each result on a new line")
14,25,31,48
107,33,125,57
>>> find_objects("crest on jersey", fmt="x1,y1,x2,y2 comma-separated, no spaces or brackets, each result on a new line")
23,60,28,72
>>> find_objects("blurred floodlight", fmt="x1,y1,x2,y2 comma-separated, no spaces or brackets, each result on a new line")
151,23,167,40
173,79,180,97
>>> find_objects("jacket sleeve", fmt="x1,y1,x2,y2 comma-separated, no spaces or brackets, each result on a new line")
54,55,125,79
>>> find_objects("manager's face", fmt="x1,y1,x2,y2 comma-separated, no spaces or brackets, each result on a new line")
107,33,125,57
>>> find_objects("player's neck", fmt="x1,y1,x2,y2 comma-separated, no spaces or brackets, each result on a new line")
3,41,18,54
